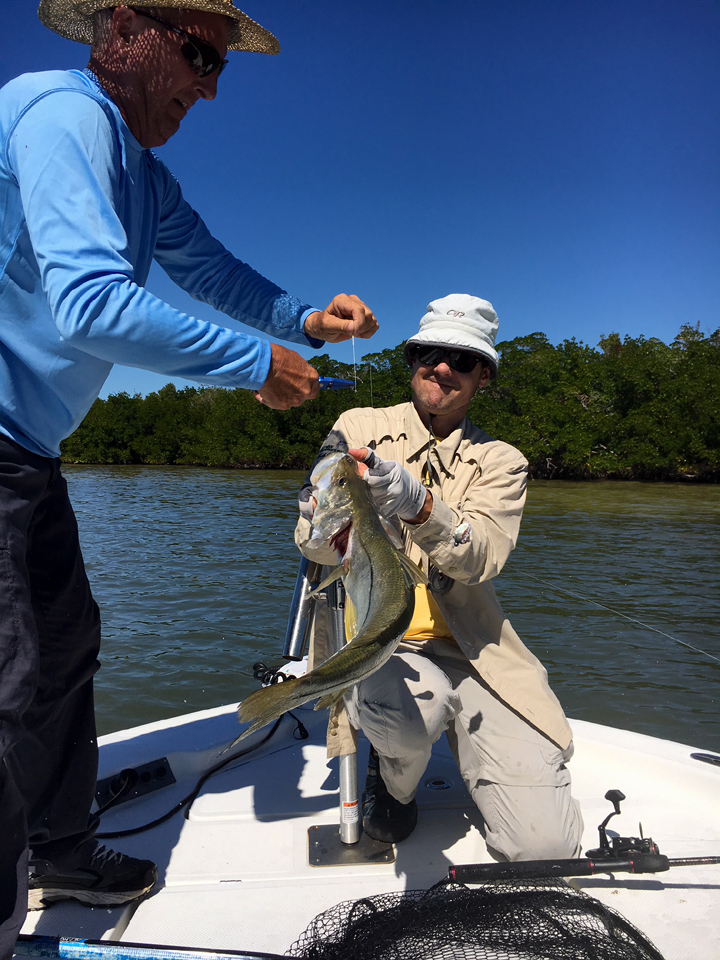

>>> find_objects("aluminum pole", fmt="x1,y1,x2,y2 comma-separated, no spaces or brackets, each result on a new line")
327,579,361,844
282,557,323,661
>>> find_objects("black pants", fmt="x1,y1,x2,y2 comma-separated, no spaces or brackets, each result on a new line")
0,436,101,958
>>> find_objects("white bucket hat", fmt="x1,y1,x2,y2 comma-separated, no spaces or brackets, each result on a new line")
37,0,280,55
404,294,499,375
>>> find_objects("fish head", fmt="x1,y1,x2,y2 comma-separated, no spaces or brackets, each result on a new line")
308,452,367,556
309,450,347,492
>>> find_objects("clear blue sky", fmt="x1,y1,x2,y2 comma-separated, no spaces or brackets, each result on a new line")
3,1,719,398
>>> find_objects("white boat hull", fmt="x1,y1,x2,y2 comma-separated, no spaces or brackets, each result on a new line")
19,703,720,959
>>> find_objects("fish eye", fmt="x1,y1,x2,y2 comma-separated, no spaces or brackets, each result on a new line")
337,477,347,487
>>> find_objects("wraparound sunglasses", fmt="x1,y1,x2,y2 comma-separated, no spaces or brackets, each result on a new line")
408,345,486,374
131,8,229,78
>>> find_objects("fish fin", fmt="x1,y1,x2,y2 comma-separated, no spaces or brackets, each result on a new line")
307,565,344,597
344,593,358,642
379,514,404,550
314,687,350,711
397,551,428,587
235,676,307,742
234,655,353,742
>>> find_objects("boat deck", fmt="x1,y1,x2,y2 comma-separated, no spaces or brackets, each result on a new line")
19,703,720,959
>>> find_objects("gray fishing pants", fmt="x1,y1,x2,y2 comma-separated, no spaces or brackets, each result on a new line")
345,638,583,861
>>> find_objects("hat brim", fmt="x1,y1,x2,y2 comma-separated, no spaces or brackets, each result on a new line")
38,0,280,54
404,334,498,375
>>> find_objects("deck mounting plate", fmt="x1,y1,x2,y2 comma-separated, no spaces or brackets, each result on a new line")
308,824,395,866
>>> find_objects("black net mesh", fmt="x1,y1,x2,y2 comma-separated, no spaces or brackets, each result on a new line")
286,879,665,960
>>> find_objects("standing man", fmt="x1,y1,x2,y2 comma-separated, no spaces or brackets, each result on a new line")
297,295,583,860
0,2,377,953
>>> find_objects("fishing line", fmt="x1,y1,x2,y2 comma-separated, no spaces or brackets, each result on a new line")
518,570,720,664
352,335,357,391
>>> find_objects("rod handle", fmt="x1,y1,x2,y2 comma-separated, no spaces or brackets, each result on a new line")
449,854,671,883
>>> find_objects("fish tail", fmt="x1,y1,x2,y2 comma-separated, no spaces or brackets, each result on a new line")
234,676,310,742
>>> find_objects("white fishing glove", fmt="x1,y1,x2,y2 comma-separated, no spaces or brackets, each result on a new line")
358,450,427,521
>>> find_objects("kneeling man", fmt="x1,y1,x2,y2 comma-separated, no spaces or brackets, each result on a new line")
296,294,583,860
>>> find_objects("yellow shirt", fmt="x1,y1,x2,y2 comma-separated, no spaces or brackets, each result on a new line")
403,585,455,644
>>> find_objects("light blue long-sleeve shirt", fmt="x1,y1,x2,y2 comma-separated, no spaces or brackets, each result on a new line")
0,69,322,458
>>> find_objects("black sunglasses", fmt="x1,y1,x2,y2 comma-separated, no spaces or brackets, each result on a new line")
132,9,229,78
409,345,486,374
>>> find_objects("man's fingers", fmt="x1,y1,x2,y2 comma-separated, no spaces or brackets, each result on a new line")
348,447,370,477
304,294,379,343
254,344,319,410
345,315,378,339
342,295,378,339
348,447,370,461
347,296,379,339
306,370,320,399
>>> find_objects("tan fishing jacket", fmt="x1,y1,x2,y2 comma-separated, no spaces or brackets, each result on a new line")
295,401,573,756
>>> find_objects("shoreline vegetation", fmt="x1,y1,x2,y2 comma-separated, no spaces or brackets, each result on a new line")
61,326,719,482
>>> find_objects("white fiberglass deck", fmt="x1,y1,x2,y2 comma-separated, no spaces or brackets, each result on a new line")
20,702,720,959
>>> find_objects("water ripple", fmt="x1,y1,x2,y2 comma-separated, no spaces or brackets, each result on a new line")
65,468,719,749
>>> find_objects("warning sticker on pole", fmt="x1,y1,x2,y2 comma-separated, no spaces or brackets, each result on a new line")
342,800,359,823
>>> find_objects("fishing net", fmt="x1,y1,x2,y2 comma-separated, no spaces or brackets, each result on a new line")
286,879,665,960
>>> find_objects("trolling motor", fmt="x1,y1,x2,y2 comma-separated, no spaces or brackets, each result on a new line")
448,789,720,883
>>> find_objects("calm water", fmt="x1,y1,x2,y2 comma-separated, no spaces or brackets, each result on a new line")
63,467,720,752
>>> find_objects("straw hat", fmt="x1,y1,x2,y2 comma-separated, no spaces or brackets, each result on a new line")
37,0,280,54
404,294,500,374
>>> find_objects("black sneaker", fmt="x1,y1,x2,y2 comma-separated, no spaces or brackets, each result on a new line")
362,745,418,844
28,844,157,910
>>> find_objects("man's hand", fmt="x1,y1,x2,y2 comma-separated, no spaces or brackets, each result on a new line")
298,484,317,520
304,294,378,344
349,448,431,524
254,344,320,410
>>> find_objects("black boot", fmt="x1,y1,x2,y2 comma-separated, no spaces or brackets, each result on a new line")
362,745,417,843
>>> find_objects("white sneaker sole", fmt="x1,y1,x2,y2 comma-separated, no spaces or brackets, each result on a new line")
28,883,155,911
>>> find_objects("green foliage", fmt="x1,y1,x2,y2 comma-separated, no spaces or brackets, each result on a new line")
470,324,720,479
61,327,719,481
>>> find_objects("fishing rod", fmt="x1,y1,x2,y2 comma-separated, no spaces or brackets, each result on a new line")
14,935,285,960
447,789,720,883
449,853,720,883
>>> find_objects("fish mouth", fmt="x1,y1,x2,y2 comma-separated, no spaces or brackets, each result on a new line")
330,521,352,557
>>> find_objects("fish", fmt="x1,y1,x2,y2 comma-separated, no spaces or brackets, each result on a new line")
233,452,425,742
